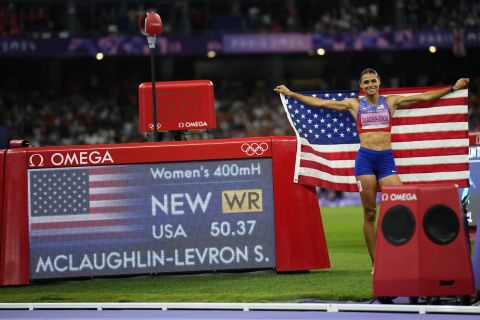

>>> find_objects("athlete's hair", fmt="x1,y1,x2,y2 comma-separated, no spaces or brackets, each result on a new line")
359,68,380,81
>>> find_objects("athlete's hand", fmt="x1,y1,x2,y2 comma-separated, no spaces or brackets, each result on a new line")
274,85,293,96
453,78,469,90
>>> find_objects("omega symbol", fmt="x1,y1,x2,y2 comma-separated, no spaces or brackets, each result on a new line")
29,154,44,167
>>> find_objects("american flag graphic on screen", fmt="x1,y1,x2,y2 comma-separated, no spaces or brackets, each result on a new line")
29,166,146,241
280,87,469,192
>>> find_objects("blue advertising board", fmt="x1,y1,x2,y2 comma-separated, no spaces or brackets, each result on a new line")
462,145,480,227
2,28,480,56
28,158,275,280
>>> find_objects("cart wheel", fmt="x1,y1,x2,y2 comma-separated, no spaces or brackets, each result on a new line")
426,297,440,305
460,295,471,305
377,296,396,304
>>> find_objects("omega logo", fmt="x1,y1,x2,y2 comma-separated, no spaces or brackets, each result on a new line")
178,121,208,128
29,151,114,167
29,154,45,167
382,193,418,202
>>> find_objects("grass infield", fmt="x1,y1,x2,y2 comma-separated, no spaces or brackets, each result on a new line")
0,206,374,303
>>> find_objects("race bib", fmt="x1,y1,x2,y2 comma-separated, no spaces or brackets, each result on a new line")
360,108,389,130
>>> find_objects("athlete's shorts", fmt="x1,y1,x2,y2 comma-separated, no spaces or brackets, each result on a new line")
354,147,398,179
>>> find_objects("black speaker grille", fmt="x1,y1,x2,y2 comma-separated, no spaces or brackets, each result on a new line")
423,204,459,245
381,205,415,246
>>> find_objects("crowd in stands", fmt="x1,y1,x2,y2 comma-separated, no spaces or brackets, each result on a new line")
0,82,293,147
1,0,479,37
0,89,141,147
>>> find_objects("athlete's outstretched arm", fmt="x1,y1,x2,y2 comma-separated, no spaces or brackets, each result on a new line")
390,78,469,110
274,85,356,112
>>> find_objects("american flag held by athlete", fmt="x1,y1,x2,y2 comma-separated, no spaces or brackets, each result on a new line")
279,87,469,192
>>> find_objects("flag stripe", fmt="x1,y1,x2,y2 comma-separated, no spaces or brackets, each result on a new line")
300,152,354,169
394,104,467,116
396,163,469,174
301,140,359,153
31,218,137,230
30,212,138,223
89,167,127,175
90,180,138,188
301,158,468,176
90,206,136,214
89,186,133,195
30,231,140,241
396,140,468,151
89,192,141,201
303,139,468,157
300,159,355,176
391,131,467,142
393,147,468,158
394,154,468,166
399,171,469,182
31,225,133,235
401,178,469,185
378,87,467,97
299,168,468,183
393,113,466,125
281,86,469,191
89,173,133,182
397,98,468,109
89,199,134,208
299,167,356,184
304,144,468,160
392,138,468,150
301,145,358,161
391,122,468,134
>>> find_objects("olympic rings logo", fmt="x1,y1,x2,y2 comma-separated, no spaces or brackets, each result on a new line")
241,142,269,156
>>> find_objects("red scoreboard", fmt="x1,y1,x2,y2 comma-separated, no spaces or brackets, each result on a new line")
138,80,216,132
0,136,330,285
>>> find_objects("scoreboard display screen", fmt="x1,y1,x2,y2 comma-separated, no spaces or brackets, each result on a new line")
28,158,275,280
